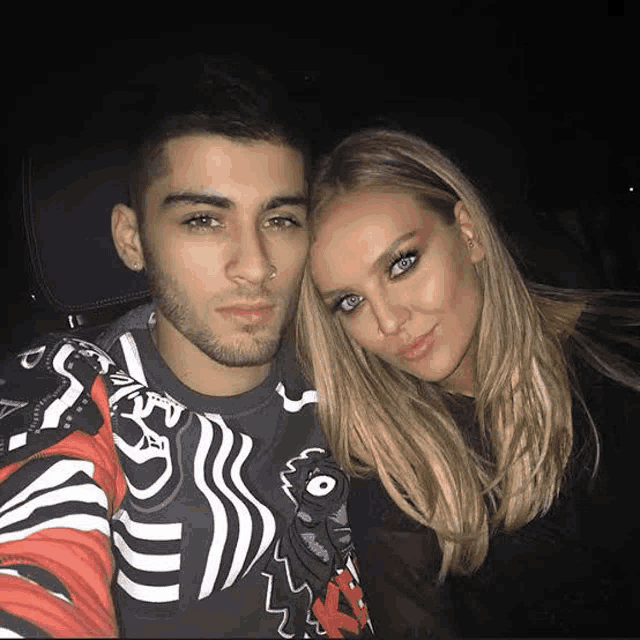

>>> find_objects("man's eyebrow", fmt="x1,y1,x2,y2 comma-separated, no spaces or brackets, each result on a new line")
160,191,307,213
160,191,234,210
320,230,419,303
260,195,308,213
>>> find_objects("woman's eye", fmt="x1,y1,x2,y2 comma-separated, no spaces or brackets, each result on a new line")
337,294,363,314
390,252,418,277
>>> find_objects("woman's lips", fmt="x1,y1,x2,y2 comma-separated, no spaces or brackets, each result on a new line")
397,325,438,360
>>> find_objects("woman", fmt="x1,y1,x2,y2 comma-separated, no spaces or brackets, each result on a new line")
296,128,640,638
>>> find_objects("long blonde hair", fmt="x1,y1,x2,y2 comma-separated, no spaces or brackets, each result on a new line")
296,128,640,582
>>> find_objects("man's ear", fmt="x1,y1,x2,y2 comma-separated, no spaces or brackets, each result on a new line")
111,203,145,271
454,201,485,264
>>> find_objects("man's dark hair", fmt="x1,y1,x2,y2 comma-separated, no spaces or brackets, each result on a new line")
127,54,310,222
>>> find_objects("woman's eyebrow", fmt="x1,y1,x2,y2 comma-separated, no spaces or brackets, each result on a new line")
369,230,418,275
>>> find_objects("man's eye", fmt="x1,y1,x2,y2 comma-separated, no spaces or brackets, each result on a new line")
265,216,301,229
185,215,222,229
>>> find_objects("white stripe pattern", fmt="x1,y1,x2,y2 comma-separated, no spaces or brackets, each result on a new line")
116,571,180,603
109,382,145,406
0,569,72,604
232,435,276,580
216,426,253,590
113,509,182,540
112,532,180,572
0,515,110,545
119,333,148,386
275,384,317,413
0,460,95,516
112,509,182,603
195,414,228,599
196,414,277,599
41,344,85,430
0,484,107,531
0,627,22,637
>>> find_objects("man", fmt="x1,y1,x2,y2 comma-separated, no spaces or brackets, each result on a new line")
0,61,373,638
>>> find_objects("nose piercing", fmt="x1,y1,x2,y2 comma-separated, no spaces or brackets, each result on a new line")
268,265,277,279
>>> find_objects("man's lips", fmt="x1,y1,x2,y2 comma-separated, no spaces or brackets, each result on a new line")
216,304,275,323
217,305,274,313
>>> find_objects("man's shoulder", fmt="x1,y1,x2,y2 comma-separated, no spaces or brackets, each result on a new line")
1,303,152,365
0,306,155,465
88,303,154,352
0,331,114,467
1,329,109,374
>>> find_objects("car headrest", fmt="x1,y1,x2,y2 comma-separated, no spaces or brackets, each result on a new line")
23,137,150,315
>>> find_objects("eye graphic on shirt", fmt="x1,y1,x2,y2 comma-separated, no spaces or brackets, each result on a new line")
306,475,337,497
265,449,370,637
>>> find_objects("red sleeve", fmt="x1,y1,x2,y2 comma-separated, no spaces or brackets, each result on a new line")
0,375,128,637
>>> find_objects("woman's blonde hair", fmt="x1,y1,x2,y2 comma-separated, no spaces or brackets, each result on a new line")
296,128,640,582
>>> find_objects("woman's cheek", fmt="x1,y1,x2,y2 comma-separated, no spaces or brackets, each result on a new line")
416,265,447,310
345,314,375,350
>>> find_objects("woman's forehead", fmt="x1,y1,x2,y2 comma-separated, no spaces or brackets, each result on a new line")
314,191,435,247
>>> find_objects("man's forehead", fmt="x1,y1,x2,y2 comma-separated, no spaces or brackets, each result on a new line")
164,134,300,167
165,133,238,158
143,134,306,211
153,134,304,196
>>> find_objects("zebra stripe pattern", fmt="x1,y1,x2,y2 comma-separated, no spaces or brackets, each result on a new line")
0,458,110,545
112,509,183,603
196,413,277,599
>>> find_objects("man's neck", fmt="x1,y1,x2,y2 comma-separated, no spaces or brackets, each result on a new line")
150,315,272,397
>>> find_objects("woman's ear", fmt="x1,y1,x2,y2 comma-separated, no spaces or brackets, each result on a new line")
111,203,146,272
454,201,485,263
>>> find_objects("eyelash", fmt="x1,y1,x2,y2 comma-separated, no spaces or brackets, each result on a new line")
331,248,420,315
184,214,302,230
386,248,419,276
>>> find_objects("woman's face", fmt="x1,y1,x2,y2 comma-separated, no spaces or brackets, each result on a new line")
310,190,485,396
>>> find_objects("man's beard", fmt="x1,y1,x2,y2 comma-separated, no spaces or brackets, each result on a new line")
144,254,293,368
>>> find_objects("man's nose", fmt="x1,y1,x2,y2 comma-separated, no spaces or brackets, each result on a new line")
226,228,272,285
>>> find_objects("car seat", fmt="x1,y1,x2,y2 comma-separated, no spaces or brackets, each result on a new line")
21,131,151,343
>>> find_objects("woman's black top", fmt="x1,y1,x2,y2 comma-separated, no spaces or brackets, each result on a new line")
348,359,640,638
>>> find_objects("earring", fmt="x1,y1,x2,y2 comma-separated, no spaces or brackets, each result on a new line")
268,265,277,280
467,238,474,249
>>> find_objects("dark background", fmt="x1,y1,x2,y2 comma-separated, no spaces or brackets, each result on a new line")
3,9,639,356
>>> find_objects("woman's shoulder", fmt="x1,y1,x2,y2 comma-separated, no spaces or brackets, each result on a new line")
347,475,455,637
566,350,640,537
349,475,433,534
569,349,640,440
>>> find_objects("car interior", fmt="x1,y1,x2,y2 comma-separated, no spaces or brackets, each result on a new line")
19,131,151,348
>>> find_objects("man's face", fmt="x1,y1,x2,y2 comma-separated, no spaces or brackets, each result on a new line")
139,134,308,367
